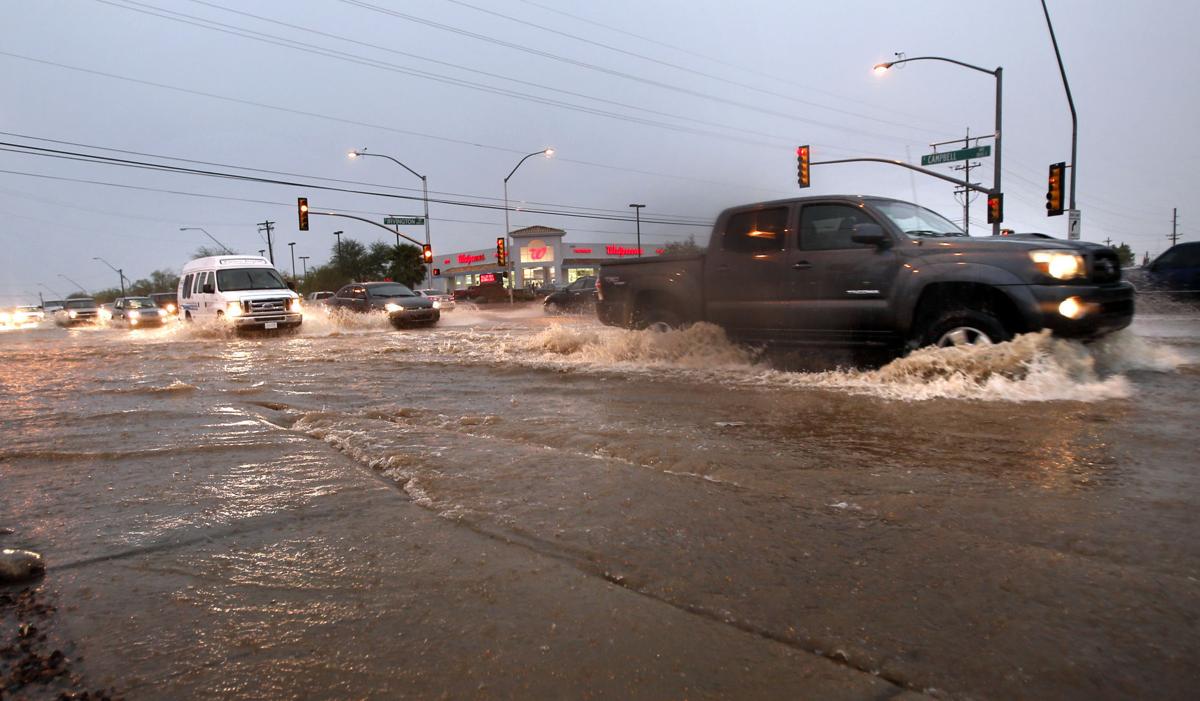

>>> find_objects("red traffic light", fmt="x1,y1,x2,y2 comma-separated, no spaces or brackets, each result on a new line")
796,145,811,189
987,193,1004,224
496,237,507,266
422,244,433,263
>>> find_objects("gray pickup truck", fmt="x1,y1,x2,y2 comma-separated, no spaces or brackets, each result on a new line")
596,196,1134,350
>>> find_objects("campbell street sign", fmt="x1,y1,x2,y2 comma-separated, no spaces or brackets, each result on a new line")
920,145,991,166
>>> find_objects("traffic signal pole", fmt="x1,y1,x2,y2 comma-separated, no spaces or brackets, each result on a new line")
1042,0,1078,227
810,156,995,196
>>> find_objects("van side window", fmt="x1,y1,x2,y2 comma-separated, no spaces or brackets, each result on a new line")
722,207,788,254
181,274,193,300
194,272,209,293
798,204,877,251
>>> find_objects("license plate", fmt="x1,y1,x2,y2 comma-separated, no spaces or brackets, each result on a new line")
265,321,278,329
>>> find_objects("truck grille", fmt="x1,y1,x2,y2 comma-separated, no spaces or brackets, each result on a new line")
1090,251,1121,284
246,298,289,314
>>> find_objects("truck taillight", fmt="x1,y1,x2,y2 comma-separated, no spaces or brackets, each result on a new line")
595,276,603,301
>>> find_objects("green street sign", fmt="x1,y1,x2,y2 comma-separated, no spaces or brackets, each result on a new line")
384,216,424,226
921,145,991,166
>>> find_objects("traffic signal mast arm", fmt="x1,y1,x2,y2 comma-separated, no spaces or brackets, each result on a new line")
306,209,426,246
809,156,995,196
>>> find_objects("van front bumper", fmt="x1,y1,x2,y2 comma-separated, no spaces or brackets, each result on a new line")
233,312,303,329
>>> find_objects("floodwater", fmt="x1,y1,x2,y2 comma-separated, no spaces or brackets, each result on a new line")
2,303,1198,699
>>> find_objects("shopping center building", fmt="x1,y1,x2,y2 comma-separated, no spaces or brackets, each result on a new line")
431,225,667,292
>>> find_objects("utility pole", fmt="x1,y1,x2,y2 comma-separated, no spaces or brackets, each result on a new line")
288,242,297,280
629,204,646,257
949,128,982,235
257,220,275,265
1103,237,1113,247
1169,208,1180,246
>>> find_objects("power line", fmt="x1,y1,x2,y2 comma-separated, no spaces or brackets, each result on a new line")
0,142,713,226
0,51,803,199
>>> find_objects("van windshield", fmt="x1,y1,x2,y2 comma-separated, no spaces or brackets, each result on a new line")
216,268,287,292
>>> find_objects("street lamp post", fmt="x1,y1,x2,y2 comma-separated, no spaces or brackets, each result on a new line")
288,242,297,281
348,149,433,288
39,282,64,298
298,256,310,281
333,231,344,263
874,56,1003,236
91,257,126,296
503,148,555,293
178,227,233,254
56,274,88,296
628,204,646,257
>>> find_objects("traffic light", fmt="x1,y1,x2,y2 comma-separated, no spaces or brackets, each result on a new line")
422,244,433,264
432,268,440,277
297,197,309,231
796,145,811,189
496,237,507,266
987,193,1004,224
1045,161,1066,216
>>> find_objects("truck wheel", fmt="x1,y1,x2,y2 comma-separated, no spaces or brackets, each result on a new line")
635,306,682,332
916,308,1011,349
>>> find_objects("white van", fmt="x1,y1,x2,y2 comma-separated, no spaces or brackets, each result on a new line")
178,255,302,330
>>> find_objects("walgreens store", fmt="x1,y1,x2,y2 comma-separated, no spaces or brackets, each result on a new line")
433,225,666,292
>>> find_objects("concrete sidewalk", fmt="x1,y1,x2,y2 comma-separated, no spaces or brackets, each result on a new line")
3,440,919,700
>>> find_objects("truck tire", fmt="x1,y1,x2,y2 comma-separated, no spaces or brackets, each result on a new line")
915,308,1011,349
634,305,682,332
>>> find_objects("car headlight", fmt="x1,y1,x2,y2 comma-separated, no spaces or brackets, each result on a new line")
68,310,78,319
0,312,10,323
157,308,167,317
129,310,141,319
290,298,302,312
1029,250,1085,280
166,303,176,313
226,302,243,317
432,300,441,309
384,302,402,313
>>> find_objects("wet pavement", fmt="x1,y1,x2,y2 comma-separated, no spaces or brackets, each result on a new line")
1,304,1198,699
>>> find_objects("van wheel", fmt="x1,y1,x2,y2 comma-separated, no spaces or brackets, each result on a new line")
185,311,193,322
915,308,1010,349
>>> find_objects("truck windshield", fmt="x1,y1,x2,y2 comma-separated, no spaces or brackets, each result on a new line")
872,201,967,238
64,299,96,309
216,268,287,292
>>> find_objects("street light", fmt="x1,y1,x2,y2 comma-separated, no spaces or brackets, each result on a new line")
333,231,344,264
874,55,1003,236
629,204,646,258
298,255,310,281
503,148,555,291
349,148,433,287
38,282,64,298
91,258,126,296
178,226,233,254
288,242,297,281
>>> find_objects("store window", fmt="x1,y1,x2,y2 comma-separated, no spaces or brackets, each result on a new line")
567,268,597,283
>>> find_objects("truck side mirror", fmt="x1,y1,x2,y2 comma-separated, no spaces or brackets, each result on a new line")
851,223,889,247
202,283,214,294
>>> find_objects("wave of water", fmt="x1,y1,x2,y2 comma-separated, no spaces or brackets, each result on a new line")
510,323,1187,403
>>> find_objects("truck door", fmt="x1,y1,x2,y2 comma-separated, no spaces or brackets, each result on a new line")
786,203,901,342
702,206,791,335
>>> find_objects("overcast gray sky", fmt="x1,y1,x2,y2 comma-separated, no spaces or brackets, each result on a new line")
2,0,1197,302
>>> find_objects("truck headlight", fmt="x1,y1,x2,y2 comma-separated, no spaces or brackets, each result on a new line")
226,302,243,317
129,310,141,319
166,303,176,313
384,302,402,313
290,298,302,312
157,308,167,317
1029,250,1085,280
68,310,78,319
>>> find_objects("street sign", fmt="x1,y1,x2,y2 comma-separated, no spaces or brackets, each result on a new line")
1068,209,1081,240
384,216,424,226
920,145,991,166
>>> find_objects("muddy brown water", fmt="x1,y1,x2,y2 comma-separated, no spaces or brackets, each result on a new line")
1,306,1198,699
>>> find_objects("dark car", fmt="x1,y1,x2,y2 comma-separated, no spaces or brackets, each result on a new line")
1131,242,1200,300
53,298,101,326
328,282,439,328
543,276,597,314
109,296,168,328
149,292,179,316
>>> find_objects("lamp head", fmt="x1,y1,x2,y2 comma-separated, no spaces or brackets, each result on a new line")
543,148,555,158
873,63,892,75
348,149,365,159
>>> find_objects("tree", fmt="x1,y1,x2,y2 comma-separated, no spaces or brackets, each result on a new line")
193,245,229,258
660,236,705,256
1114,242,1135,268
366,241,427,288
